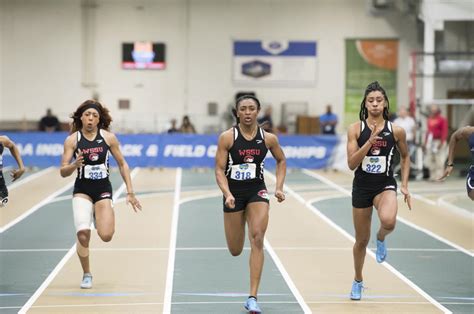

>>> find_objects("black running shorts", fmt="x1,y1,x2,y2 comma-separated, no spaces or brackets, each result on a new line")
223,181,270,213
0,175,8,206
466,165,474,195
73,178,113,204
352,176,397,208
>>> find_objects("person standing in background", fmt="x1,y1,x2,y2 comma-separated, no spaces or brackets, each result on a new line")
167,119,179,134
393,106,417,159
319,104,338,135
423,105,448,181
179,115,196,134
39,108,61,132
257,106,275,133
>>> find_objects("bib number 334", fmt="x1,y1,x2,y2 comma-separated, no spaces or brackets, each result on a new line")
84,164,108,180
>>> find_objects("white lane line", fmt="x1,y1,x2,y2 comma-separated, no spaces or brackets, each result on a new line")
18,168,140,314
0,180,75,234
17,245,78,314
164,189,312,314
163,167,182,314
306,301,465,305
49,195,72,203
269,247,463,252
23,300,472,309
285,170,452,314
1,247,465,253
172,301,300,304
437,196,473,219
264,239,312,314
8,167,55,191
9,300,471,310
265,172,316,314
29,302,164,309
302,169,474,258
396,216,473,257
180,192,221,204
0,249,71,253
411,193,437,206
24,301,301,310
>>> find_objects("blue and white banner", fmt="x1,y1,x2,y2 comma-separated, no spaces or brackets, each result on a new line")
1,132,337,169
233,40,317,86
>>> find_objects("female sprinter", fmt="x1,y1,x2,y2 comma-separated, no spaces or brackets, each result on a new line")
215,95,286,313
60,100,141,289
438,123,474,200
0,135,26,206
346,81,412,300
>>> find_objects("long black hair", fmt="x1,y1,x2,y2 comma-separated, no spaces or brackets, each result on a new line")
232,95,261,124
359,81,390,121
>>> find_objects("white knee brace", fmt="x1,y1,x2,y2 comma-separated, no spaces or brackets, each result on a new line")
73,197,94,232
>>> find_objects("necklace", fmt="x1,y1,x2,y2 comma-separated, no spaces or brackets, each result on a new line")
367,118,384,128
240,124,258,140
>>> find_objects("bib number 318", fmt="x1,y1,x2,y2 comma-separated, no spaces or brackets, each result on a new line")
230,163,256,180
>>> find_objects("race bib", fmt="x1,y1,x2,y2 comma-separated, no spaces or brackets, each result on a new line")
230,163,256,180
84,164,108,180
362,156,386,174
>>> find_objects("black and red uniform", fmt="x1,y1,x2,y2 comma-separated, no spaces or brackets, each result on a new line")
352,120,397,208
0,144,8,204
73,129,113,203
224,126,269,212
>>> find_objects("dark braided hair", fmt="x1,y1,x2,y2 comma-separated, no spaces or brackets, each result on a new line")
232,95,261,124
358,81,390,121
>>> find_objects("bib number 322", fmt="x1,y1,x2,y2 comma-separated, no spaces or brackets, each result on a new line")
362,156,386,174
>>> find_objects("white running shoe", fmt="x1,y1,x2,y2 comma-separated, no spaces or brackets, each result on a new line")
80,273,93,289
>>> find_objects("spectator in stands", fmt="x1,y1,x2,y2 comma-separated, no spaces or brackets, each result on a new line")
39,108,60,132
257,106,275,133
167,119,179,134
179,115,196,134
319,104,338,135
423,104,448,181
393,106,416,159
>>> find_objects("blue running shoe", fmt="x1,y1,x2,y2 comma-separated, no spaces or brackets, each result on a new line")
376,239,387,263
350,280,364,300
80,273,93,289
244,297,261,313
